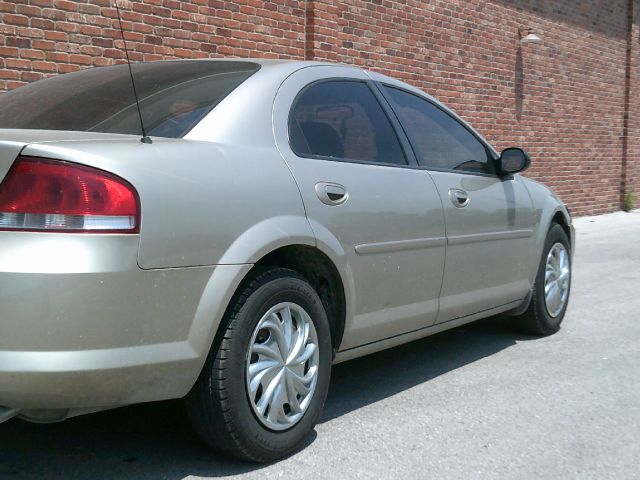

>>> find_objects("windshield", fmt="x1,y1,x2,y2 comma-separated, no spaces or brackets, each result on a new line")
0,61,260,138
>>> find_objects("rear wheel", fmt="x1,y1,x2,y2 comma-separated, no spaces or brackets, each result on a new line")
513,223,572,335
185,268,332,462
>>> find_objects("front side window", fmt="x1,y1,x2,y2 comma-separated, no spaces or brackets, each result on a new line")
384,86,492,174
0,61,260,138
289,80,407,166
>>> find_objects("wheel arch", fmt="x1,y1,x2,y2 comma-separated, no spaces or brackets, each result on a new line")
535,198,573,254
225,244,348,356
551,210,572,248
185,221,353,396
507,204,572,319
215,216,354,353
215,216,351,352
524,198,573,288
186,244,349,395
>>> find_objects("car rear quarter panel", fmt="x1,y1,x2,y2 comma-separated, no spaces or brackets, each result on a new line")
21,139,314,269
0,141,25,182
0,134,321,407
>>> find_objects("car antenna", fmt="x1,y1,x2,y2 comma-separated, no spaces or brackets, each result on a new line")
114,0,152,144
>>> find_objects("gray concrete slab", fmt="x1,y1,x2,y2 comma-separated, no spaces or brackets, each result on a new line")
1,210,639,479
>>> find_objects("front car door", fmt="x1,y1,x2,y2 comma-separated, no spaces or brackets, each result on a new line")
273,66,446,350
379,84,536,322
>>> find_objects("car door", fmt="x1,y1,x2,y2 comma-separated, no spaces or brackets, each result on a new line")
380,85,536,322
273,66,446,350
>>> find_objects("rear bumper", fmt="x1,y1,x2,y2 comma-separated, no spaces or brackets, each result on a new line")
0,343,202,411
0,231,246,413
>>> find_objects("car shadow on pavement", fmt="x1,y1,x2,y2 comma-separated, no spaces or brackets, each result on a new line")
0,317,534,479
321,317,533,423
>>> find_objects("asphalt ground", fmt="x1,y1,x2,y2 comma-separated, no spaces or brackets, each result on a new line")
1,210,639,479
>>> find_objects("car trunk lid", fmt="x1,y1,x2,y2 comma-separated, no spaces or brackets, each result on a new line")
0,129,135,183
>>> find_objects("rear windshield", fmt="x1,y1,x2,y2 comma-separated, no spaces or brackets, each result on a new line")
0,60,260,138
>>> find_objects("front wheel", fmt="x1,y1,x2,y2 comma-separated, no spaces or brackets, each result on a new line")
185,268,332,462
513,223,572,335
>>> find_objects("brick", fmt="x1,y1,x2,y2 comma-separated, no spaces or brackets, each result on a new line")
55,22,79,33
32,40,56,50
0,46,20,57
31,18,55,29
6,80,27,89
20,71,43,81
31,60,57,71
0,2,17,13
68,54,92,64
5,58,32,69
6,37,31,48
44,31,68,41
0,69,20,79
57,63,81,73
91,37,114,48
19,49,45,59
2,14,29,26
15,5,41,16
44,51,69,62
53,0,78,11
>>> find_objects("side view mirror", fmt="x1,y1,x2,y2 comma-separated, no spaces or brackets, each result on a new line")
497,148,531,175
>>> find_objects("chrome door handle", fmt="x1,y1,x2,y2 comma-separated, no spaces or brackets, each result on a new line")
449,188,470,208
315,182,348,206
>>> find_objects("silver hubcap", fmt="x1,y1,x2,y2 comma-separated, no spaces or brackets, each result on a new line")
544,242,570,317
245,302,320,431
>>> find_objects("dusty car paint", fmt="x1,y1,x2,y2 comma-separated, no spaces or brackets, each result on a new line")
0,60,573,422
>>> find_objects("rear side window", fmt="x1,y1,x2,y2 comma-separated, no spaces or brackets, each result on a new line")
384,86,492,174
289,81,407,166
0,61,260,138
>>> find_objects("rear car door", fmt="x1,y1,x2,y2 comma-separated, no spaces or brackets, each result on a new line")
273,66,446,350
380,85,536,322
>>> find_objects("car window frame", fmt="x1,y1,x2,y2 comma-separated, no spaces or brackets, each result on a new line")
375,82,500,178
287,78,420,169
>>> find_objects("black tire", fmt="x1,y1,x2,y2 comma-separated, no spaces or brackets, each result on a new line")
185,268,332,463
513,223,572,335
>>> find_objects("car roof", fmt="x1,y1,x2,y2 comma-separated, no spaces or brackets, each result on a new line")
172,58,497,156
118,57,423,97
173,58,435,99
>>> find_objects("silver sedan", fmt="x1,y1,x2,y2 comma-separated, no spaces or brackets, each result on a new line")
0,59,573,462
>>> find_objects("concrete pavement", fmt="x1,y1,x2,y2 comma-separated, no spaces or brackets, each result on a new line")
1,210,639,479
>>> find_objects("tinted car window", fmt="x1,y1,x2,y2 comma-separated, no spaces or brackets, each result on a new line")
0,61,260,138
290,81,407,166
384,86,492,174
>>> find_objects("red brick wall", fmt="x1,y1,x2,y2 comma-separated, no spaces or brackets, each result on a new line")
0,0,638,215
628,0,640,209
307,0,638,215
0,0,306,87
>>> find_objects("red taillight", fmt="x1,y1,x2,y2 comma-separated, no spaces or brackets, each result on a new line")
0,156,139,233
